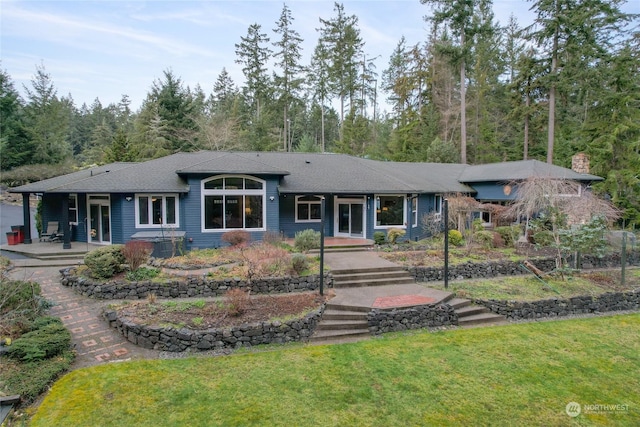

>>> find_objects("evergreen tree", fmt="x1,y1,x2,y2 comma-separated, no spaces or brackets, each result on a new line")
0,68,31,170
273,3,305,151
22,64,71,164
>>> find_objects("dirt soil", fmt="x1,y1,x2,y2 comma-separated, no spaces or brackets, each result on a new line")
116,292,330,330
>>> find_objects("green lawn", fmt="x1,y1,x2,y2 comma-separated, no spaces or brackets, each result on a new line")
32,314,639,426
428,268,639,301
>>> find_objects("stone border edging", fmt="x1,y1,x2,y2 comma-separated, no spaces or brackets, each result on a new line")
406,253,639,282
60,268,332,299
103,305,325,352
475,289,640,320
367,304,457,334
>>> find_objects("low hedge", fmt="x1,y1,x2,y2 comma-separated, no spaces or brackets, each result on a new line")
8,317,71,362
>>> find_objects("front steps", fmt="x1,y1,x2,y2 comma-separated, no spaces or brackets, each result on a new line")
448,298,507,328
310,303,370,344
332,266,416,288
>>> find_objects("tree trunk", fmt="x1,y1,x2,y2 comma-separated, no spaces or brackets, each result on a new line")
460,32,467,164
547,23,559,164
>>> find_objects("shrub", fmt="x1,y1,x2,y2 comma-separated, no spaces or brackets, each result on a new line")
224,288,251,317
495,225,522,247
373,231,386,245
122,240,153,271
2,350,75,404
448,230,463,246
294,229,321,252
84,245,125,279
387,228,406,244
126,266,160,281
291,253,310,274
475,230,495,249
222,230,251,247
1,280,45,336
533,230,554,247
8,318,71,362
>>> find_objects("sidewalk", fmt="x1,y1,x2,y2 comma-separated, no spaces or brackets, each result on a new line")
7,266,159,369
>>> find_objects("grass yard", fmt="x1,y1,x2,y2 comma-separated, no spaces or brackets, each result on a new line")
428,268,640,301
31,314,639,426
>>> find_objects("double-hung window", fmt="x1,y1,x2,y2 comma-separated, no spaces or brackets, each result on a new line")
296,195,322,222
434,195,443,220
202,176,265,231
136,195,178,227
68,194,78,224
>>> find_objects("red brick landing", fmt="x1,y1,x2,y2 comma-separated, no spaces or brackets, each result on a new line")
372,295,437,309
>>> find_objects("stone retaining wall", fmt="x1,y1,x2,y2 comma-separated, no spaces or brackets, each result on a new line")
367,304,457,334
103,306,324,352
60,268,331,300
406,253,638,282
475,289,640,320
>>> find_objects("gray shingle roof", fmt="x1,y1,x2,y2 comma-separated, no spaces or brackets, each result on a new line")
10,152,600,195
458,159,603,183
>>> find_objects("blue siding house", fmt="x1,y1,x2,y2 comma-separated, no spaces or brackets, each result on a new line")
10,152,601,250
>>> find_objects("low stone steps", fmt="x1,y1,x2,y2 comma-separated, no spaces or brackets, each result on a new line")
309,305,370,344
332,267,415,289
450,297,507,328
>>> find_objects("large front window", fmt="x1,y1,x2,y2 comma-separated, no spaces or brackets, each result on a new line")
136,195,178,227
375,195,405,227
202,176,265,231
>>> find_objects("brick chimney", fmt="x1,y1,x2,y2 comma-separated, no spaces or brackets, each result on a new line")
571,152,590,174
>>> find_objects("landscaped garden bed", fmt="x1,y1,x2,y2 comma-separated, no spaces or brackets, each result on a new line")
103,292,329,351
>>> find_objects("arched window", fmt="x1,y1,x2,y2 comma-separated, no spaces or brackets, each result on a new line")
201,175,265,231
295,195,322,222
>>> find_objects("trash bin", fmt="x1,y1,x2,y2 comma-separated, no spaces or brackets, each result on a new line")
11,225,25,243
6,232,19,245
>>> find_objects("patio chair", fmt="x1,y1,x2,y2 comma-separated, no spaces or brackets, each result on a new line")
40,221,60,242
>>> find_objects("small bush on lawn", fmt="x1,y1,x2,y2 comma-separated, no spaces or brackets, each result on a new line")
373,231,386,245
475,230,495,249
291,253,309,274
294,229,321,252
225,288,251,317
84,245,125,279
222,230,251,247
495,225,522,247
448,230,463,246
126,267,160,281
123,240,153,271
387,228,406,244
8,318,71,362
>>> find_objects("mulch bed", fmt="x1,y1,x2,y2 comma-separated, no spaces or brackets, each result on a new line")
116,292,330,330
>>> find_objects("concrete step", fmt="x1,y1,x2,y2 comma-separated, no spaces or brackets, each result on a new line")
310,247,373,254
310,328,371,343
332,266,407,276
457,312,507,327
448,298,472,309
333,277,416,288
455,305,489,317
316,320,369,331
322,309,368,321
332,270,413,282
325,303,371,313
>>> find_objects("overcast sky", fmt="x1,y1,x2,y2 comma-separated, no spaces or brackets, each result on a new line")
2,0,638,112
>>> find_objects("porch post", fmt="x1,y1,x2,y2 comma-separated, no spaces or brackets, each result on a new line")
22,193,32,244
61,194,71,249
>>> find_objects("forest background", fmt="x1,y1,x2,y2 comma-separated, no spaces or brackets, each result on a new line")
1,0,638,227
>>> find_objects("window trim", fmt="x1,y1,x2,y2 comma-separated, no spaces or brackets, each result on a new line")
411,195,418,228
434,195,443,221
374,194,407,229
135,194,179,228
68,194,78,225
201,175,266,232
295,195,322,223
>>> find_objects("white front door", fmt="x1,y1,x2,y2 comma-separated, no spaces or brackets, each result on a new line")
334,197,365,238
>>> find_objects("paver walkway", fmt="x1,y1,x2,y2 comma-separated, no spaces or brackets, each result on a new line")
8,266,158,369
